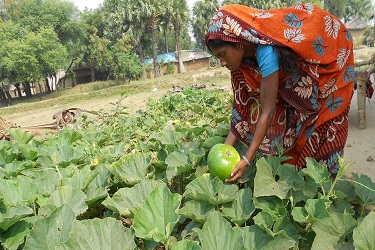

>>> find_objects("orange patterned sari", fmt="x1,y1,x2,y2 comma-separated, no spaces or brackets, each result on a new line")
205,3,355,174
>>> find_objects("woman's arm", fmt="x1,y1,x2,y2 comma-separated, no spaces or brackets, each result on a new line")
224,129,238,146
226,70,279,182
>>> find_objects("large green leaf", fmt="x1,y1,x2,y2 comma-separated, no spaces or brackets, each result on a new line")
252,211,275,235
253,196,288,220
133,183,182,244
7,129,34,144
148,124,185,145
242,225,297,250
171,239,201,250
24,205,76,250
1,161,35,179
188,146,205,169
62,166,99,190
221,187,255,226
202,136,226,148
242,225,273,250
261,235,298,250
291,175,320,203
165,149,192,181
353,211,375,250
302,158,331,186
0,175,37,206
0,217,35,250
177,200,215,224
273,218,299,243
23,169,61,197
84,186,107,207
39,185,88,217
106,154,151,186
183,174,238,206
291,207,310,224
56,218,136,250
0,142,18,164
311,211,357,249
253,157,294,199
51,143,85,167
351,173,375,205
194,211,244,250
19,144,39,161
0,205,33,231
102,179,159,217
83,164,111,206
58,128,83,144
304,199,331,221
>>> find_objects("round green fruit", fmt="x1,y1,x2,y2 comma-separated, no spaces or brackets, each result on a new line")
207,143,240,181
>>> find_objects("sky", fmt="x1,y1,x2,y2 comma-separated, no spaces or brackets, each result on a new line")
70,0,197,11
70,0,375,13
69,0,104,11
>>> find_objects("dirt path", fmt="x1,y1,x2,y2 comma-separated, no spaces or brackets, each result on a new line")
345,93,375,180
1,90,169,127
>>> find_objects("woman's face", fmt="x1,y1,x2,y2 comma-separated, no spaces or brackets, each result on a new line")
209,43,243,71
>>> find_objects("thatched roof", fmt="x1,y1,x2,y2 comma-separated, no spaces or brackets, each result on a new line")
345,18,369,30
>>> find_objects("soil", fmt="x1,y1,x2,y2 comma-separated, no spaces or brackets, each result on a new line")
2,48,375,180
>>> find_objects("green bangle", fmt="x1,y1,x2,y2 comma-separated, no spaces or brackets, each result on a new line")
242,155,251,165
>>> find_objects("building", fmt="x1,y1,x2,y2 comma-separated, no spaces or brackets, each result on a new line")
345,18,370,46
145,50,212,78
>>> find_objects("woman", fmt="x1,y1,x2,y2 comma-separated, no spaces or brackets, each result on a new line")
205,3,355,182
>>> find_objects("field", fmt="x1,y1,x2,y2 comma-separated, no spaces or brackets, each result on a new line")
1,62,375,249
1,63,374,181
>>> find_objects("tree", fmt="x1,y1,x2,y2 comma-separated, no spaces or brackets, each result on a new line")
80,8,112,82
0,0,28,22
0,23,67,98
15,0,80,42
111,36,142,80
2,0,88,88
192,0,220,50
165,0,189,73
344,0,372,22
103,0,148,78
323,0,349,18
221,0,285,9
84,32,111,82
141,0,167,78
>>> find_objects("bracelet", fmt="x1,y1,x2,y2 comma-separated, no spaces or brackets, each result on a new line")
242,155,251,165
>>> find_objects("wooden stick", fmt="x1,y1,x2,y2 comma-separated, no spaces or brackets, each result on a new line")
356,71,367,129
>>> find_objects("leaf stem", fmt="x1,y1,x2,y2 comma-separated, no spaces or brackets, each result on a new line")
55,164,63,179
360,204,365,218
337,178,375,193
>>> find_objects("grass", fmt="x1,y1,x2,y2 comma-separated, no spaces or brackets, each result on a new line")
0,67,230,116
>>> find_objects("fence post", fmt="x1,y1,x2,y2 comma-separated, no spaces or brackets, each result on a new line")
356,71,367,129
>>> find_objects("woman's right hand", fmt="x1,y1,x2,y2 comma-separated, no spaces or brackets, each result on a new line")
225,159,249,183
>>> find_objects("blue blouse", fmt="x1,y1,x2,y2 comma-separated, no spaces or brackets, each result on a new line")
256,45,279,77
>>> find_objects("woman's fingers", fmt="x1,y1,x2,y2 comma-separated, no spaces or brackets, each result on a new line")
225,161,247,182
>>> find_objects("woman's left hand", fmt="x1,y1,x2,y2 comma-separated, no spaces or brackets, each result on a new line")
225,159,249,183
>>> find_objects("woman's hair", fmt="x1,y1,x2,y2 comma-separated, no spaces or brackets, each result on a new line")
207,39,299,80
273,46,299,81
207,39,237,53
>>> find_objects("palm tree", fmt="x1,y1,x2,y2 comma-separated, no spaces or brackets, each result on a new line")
221,0,285,9
140,0,166,78
165,0,189,73
192,0,220,50
104,0,148,78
